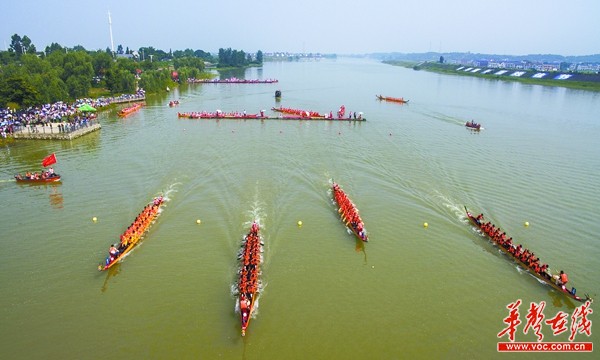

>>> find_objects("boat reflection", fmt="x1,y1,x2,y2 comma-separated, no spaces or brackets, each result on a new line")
49,187,63,209
355,237,367,264
100,263,122,293
547,288,577,310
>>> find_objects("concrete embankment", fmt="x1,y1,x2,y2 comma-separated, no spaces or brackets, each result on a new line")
12,122,101,140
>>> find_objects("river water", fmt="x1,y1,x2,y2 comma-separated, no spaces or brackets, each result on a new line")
1,58,598,359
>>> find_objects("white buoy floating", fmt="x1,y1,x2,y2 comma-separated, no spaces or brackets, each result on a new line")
297,221,303,227
92,217,98,222
196,219,202,224
423,222,428,228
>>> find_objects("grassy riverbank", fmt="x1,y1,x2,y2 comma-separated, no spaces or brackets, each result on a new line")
384,60,600,92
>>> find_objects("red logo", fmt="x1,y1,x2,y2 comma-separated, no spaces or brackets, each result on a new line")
497,300,593,352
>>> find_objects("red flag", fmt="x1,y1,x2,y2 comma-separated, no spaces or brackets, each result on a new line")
42,153,57,167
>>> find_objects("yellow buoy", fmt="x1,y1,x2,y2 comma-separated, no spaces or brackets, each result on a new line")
297,221,303,227
92,217,97,222
524,221,530,227
423,222,428,228
196,219,202,224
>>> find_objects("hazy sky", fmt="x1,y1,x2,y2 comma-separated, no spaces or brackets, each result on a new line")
1,0,598,56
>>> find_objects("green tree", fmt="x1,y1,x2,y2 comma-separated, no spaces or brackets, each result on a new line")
92,51,114,77
46,50,66,71
45,42,65,56
61,51,94,99
22,35,36,54
138,46,168,61
21,53,48,74
115,57,137,73
173,57,205,71
0,75,41,107
256,50,263,64
0,50,17,65
17,54,68,103
218,48,250,67
65,75,91,99
194,49,214,62
139,69,174,93
105,68,135,94
9,34,23,56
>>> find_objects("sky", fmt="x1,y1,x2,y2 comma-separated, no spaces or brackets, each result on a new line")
1,0,599,56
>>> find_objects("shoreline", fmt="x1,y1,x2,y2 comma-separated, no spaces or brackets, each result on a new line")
384,61,600,92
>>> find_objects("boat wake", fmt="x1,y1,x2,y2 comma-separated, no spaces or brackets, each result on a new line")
160,181,181,203
433,191,472,224
244,183,266,230
419,110,464,125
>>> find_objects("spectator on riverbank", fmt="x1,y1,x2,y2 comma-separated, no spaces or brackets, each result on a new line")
1,89,146,136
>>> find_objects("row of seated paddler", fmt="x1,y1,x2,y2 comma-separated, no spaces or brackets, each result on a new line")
240,234,261,266
475,214,571,291
238,224,262,295
333,183,366,239
105,196,163,264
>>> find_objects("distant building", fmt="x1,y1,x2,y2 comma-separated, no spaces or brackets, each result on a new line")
577,63,600,73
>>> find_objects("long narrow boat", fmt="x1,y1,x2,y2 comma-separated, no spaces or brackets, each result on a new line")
178,111,266,119
464,206,591,302
98,196,164,271
177,112,367,121
271,106,325,118
238,222,263,336
15,173,61,183
118,103,144,117
189,78,278,84
332,183,368,242
377,95,409,103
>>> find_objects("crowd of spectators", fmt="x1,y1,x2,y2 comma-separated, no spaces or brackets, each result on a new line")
0,90,145,138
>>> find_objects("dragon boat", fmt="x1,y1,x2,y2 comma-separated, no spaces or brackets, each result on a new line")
118,103,144,117
332,182,368,242
465,206,591,303
377,95,409,103
238,222,263,336
98,196,164,271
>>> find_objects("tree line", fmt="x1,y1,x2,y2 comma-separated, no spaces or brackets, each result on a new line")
0,34,263,109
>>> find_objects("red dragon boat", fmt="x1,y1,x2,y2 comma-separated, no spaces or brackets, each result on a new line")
377,95,409,103
332,182,368,242
98,196,164,271
178,111,366,121
178,111,267,119
189,77,278,84
238,221,263,336
465,206,591,303
118,103,144,117
271,106,325,118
